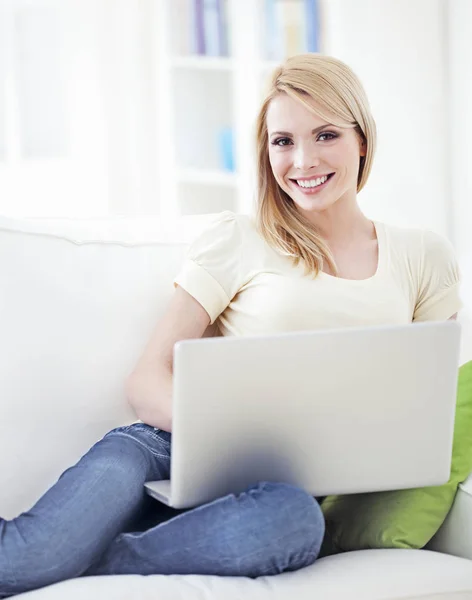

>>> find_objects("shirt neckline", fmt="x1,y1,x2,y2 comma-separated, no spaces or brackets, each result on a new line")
318,220,385,283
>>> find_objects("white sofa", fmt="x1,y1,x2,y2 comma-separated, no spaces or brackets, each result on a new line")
0,213,471,600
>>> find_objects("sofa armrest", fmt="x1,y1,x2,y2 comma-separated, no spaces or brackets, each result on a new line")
427,473,472,559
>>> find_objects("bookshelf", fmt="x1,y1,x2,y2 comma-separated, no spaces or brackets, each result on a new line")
154,0,323,218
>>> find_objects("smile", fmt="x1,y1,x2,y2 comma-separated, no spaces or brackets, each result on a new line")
290,173,335,194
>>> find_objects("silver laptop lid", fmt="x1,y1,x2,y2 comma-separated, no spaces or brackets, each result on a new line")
169,321,461,509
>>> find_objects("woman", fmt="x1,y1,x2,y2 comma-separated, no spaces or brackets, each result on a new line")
0,54,462,597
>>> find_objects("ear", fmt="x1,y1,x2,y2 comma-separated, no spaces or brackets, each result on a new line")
359,139,367,157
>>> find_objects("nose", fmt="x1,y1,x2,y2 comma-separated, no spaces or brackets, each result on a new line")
293,142,320,171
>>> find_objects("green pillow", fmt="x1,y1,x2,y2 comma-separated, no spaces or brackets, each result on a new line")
321,360,472,552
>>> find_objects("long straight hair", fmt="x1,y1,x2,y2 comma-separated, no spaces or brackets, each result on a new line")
255,54,377,277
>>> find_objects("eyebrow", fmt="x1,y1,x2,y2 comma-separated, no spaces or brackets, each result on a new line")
269,124,334,137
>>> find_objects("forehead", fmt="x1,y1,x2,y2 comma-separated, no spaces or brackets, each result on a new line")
266,93,330,133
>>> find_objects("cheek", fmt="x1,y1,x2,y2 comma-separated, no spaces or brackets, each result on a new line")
329,141,360,170
269,150,290,181
323,145,345,165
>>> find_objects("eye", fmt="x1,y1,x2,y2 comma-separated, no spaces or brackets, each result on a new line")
318,132,338,142
271,137,292,147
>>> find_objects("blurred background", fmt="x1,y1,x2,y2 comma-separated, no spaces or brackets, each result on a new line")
0,0,470,309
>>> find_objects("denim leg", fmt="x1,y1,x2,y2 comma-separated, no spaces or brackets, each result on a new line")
0,423,171,598
87,481,325,578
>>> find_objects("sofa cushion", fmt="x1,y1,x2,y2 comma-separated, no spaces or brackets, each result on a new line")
321,360,472,552
13,550,472,600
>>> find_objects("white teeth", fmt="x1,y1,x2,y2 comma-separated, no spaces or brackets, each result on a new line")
296,175,329,188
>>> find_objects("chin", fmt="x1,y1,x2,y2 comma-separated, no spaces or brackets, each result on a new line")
293,195,335,214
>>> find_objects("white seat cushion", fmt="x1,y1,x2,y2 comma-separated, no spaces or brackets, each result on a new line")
14,550,472,600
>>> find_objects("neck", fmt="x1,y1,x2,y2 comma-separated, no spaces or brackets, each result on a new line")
299,197,373,244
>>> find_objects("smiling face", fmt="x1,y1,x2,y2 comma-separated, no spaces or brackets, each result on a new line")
266,93,366,218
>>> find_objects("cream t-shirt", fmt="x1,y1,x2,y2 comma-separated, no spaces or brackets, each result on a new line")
174,211,463,337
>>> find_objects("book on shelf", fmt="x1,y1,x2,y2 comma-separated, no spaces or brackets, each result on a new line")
191,0,206,55
188,0,229,57
264,0,320,61
304,0,320,54
285,0,305,56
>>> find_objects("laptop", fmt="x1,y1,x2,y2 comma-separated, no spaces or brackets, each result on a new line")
145,320,461,509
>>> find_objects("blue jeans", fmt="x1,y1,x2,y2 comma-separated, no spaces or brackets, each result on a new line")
0,423,325,597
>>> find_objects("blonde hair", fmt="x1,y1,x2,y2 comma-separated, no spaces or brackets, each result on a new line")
255,53,377,277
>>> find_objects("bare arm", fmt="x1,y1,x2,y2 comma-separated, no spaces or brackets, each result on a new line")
125,285,211,431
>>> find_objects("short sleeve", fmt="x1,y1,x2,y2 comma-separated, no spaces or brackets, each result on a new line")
173,211,248,324
413,230,463,322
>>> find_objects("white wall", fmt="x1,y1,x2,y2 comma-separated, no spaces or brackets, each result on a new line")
0,0,110,217
0,0,158,218
96,0,159,216
447,0,472,309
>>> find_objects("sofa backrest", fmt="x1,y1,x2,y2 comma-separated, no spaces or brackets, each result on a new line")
0,214,470,519
0,214,215,517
